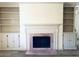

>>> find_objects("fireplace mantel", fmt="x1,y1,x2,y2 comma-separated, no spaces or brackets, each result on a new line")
25,24,62,55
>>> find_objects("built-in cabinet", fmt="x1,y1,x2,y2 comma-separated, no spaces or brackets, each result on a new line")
0,7,20,33
0,7,21,50
63,7,74,32
0,33,20,50
63,32,76,49
63,6,77,49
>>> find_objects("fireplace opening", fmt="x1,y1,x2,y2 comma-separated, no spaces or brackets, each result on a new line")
33,36,50,48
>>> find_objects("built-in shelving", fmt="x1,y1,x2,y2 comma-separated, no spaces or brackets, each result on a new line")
0,7,20,33
63,7,74,32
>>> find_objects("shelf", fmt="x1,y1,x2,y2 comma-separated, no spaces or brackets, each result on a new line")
64,18,73,20
0,7,19,12
0,18,18,20
63,24,73,26
63,7,74,32
0,31,20,33
64,12,74,13
0,7,19,33
0,24,19,26
0,12,19,14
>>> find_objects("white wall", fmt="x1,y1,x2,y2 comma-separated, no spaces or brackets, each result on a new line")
20,3,63,25
19,3,63,50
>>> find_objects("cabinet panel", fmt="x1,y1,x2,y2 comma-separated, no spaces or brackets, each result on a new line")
64,32,76,49
1,33,8,48
0,33,2,48
14,33,20,48
8,33,15,48
0,33,21,50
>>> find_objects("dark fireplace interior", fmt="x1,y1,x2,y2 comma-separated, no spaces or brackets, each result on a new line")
33,36,51,48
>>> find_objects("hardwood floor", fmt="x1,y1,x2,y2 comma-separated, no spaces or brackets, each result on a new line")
0,50,79,57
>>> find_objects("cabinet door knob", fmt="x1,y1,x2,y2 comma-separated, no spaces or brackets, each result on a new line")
6,35,8,37
18,35,20,37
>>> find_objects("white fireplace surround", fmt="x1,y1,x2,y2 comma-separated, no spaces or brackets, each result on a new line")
25,24,61,51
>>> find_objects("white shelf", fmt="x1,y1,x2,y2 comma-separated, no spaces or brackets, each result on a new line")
64,12,74,14
63,24,73,26
64,18,73,20
0,24,19,26
0,18,18,20
0,12,19,14
0,7,19,33
63,7,74,32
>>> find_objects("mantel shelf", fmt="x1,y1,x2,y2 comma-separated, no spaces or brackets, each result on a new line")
24,24,62,26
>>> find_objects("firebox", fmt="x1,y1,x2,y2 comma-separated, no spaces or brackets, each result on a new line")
33,36,50,48
30,33,53,51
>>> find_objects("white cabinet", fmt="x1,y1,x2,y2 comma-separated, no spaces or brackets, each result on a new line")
13,33,20,48
1,33,8,48
0,33,2,48
7,33,20,49
0,6,20,50
0,33,21,50
63,32,77,49
8,33,15,48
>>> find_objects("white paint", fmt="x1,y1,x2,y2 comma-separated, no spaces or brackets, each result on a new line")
19,3,63,50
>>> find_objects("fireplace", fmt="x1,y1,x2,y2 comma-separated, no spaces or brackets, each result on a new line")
30,33,53,51
25,25,60,55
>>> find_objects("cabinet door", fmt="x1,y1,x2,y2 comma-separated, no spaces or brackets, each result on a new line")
8,33,15,48
14,33,20,48
0,33,2,48
64,32,76,49
1,33,8,48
